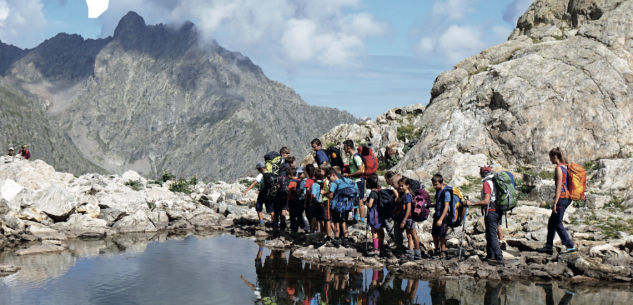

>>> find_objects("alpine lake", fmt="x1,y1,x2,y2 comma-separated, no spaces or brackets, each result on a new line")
0,232,630,305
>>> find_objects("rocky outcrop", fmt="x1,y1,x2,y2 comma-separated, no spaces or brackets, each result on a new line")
1,12,357,180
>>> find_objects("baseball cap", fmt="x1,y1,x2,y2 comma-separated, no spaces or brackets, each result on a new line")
9,147,14,151
480,165,492,174
22,144,27,148
297,166,305,173
255,161,266,169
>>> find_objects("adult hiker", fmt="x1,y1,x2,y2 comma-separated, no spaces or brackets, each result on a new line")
342,139,366,225
18,144,30,160
537,147,577,255
7,147,14,156
242,161,273,230
431,174,450,260
465,166,504,266
311,139,330,166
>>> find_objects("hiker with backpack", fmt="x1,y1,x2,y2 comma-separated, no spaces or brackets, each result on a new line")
325,168,357,248
311,139,330,166
396,177,421,261
384,171,402,251
288,167,309,237
311,169,332,242
366,174,386,256
241,161,273,230
464,166,505,266
342,140,367,225
431,174,450,260
537,148,578,255
303,165,319,232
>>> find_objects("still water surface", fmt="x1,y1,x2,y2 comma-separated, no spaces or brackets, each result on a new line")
0,233,630,305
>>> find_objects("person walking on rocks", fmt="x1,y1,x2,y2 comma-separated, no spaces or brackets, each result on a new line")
396,177,421,261
342,140,366,225
311,139,330,166
18,144,30,160
288,167,309,237
366,174,385,256
384,171,401,250
242,161,273,230
465,166,504,266
538,147,577,255
325,168,352,248
7,147,15,157
431,174,450,260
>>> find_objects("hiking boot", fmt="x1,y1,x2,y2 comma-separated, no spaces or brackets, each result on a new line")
488,259,504,266
341,238,351,248
400,250,415,262
537,244,554,254
560,247,577,254
289,231,298,238
367,249,380,256
431,249,441,259
256,222,265,230
331,238,341,248
413,249,422,260
439,251,448,261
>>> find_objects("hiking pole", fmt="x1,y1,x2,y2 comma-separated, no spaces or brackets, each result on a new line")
459,196,469,262
365,220,369,251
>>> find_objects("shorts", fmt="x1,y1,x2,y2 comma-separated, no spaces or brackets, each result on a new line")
432,216,448,237
356,178,365,200
396,218,416,230
332,210,350,224
273,195,288,214
321,202,331,221
311,203,322,220
255,199,274,214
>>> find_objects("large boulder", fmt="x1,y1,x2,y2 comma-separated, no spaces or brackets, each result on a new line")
591,158,633,197
0,179,23,212
112,210,157,233
29,184,77,221
96,191,148,213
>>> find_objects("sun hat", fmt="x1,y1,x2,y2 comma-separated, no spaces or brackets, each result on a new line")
256,161,266,169
9,147,14,151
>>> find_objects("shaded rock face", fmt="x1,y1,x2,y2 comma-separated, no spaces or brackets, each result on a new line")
1,11,357,180
390,0,633,180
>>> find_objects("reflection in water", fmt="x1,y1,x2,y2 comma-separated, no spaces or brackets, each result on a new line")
0,234,631,305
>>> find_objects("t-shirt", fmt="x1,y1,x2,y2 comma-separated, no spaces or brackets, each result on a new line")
316,150,329,165
400,192,413,219
311,180,323,202
434,188,451,217
298,179,307,200
19,149,30,159
255,173,264,185
288,180,300,201
348,154,364,182
368,189,380,214
255,173,266,201
482,179,497,210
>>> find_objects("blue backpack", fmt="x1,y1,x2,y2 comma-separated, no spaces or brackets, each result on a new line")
440,186,467,229
332,178,359,213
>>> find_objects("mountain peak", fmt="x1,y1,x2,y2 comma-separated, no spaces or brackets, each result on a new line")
113,11,147,38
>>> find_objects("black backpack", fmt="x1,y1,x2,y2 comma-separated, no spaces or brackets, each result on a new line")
277,174,289,198
326,147,345,168
409,179,422,194
377,189,395,219
262,173,279,199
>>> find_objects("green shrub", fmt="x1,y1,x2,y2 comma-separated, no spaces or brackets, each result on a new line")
189,175,198,186
148,180,163,186
161,171,176,182
378,157,400,170
125,180,143,191
397,125,416,142
170,179,192,194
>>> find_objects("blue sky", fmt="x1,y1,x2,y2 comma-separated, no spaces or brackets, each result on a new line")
0,0,533,119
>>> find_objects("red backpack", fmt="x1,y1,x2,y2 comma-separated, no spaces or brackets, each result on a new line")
356,146,378,179
411,188,431,222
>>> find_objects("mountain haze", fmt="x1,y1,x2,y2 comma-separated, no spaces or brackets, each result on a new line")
1,12,357,179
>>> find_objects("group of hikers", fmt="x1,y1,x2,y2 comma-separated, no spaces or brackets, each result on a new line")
241,140,584,266
5,145,30,160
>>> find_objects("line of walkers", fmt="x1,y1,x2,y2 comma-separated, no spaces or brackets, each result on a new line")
243,142,585,265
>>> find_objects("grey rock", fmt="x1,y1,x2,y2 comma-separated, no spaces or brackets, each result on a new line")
112,210,157,233
100,209,128,226
148,211,169,230
4,214,25,232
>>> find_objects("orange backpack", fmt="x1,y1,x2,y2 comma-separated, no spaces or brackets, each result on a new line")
567,163,586,201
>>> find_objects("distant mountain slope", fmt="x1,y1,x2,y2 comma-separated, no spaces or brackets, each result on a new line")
1,12,357,179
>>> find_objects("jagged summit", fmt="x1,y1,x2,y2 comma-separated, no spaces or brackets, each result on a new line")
0,11,357,179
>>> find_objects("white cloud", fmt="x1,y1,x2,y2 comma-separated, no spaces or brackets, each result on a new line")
492,25,513,40
436,25,487,63
502,0,532,26
86,0,110,18
0,0,47,47
97,0,388,67
431,0,475,20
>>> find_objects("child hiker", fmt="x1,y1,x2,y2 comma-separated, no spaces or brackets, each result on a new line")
366,173,385,256
431,174,449,260
397,177,421,261
241,161,273,230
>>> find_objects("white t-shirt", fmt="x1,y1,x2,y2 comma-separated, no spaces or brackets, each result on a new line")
255,173,263,185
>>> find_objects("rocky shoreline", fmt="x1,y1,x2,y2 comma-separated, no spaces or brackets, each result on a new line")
1,156,633,285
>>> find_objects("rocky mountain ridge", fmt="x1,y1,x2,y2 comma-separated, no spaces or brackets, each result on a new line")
0,12,357,180
310,0,633,187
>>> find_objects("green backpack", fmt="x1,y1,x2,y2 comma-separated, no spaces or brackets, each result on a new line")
492,171,518,212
